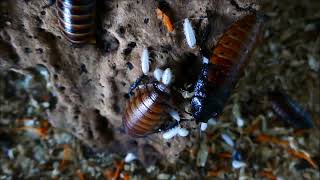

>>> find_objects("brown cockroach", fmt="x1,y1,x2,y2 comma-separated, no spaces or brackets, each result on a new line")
192,13,265,122
268,91,314,129
45,0,96,44
123,49,188,138
124,82,171,137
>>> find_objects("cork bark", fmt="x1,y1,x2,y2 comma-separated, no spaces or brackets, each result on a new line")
0,0,258,164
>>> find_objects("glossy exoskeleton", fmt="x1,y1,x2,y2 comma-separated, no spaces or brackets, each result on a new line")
124,82,172,137
46,0,96,43
268,91,314,129
192,13,265,122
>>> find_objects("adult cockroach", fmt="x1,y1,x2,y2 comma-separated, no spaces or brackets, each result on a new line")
268,91,314,129
123,49,188,138
44,0,96,44
192,13,265,122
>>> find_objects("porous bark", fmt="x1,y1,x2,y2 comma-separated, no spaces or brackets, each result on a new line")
0,0,258,164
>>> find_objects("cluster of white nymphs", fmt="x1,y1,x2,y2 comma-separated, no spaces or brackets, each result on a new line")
153,68,173,85
140,48,188,140
162,110,189,139
154,68,189,139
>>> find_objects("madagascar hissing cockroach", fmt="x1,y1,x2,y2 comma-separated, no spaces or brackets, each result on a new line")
191,13,265,122
124,81,171,137
45,0,96,44
123,49,188,138
268,91,314,129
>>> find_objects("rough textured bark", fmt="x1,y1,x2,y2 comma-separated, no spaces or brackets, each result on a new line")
0,0,258,164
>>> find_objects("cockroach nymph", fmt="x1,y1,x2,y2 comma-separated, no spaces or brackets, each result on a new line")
268,91,314,129
192,13,265,122
183,18,197,48
45,0,96,44
123,48,188,138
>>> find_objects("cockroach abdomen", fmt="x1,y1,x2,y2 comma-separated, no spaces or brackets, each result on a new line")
57,0,96,44
192,13,264,122
268,91,314,129
124,83,171,137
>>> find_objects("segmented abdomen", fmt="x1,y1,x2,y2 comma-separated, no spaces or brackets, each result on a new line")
208,13,263,85
191,13,264,122
57,0,96,43
124,84,170,137
268,91,313,129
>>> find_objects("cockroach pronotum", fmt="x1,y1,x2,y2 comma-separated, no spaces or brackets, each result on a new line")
123,49,188,138
192,13,265,122
268,91,314,129
45,0,96,44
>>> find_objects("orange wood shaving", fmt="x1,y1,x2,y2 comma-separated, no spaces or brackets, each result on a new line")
293,129,309,136
124,172,130,180
14,127,48,138
103,160,125,180
259,170,276,180
76,169,86,180
113,160,125,180
256,134,289,147
287,149,317,169
156,8,174,32
244,122,260,134
15,117,34,124
103,169,114,180
40,119,50,128
60,144,73,170
218,151,232,159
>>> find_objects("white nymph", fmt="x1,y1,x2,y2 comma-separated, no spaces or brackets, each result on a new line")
183,18,196,48
141,48,149,75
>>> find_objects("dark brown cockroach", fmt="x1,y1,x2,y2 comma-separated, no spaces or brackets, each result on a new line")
268,91,314,129
46,0,96,43
192,13,265,122
123,83,172,137
123,49,186,138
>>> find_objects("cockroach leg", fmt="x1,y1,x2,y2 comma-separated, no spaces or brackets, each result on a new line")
127,74,147,96
158,120,179,132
